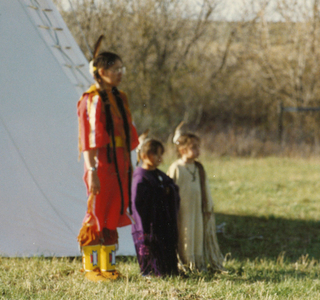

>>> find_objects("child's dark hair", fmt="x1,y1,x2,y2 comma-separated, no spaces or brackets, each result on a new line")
140,139,165,157
93,51,122,83
176,133,200,157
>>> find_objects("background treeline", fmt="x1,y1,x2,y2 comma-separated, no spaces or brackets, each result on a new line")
54,0,320,157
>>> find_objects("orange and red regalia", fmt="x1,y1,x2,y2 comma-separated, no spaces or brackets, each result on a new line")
77,84,139,248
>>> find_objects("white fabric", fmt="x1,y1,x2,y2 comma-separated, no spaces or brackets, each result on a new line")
0,0,135,257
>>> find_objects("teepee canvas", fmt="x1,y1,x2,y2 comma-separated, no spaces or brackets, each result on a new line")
0,0,135,257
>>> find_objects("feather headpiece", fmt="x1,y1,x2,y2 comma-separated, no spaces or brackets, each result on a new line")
89,34,104,76
136,129,150,165
173,121,185,144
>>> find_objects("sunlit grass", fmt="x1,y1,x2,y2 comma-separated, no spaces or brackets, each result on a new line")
2,157,320,299
204,157,320,220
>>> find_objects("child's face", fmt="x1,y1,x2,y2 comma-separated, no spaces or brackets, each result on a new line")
142,148,163,170
180,139,200,162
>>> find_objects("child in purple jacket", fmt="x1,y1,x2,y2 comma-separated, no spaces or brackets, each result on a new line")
131,139,180,276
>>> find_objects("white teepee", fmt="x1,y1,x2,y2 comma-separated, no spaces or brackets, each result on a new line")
0,0,135,257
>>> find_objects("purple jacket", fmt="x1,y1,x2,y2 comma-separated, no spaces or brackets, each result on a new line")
131,167,180,276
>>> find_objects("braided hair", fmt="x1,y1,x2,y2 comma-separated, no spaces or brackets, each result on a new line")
92,51,133,215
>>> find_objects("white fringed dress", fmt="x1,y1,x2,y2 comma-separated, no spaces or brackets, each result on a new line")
167,159,224,270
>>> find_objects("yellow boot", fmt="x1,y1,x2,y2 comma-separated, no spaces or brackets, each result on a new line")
82,245,108,282
84,269,108,282
100,245,121,280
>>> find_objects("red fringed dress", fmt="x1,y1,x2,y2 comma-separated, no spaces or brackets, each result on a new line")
77,85,139,246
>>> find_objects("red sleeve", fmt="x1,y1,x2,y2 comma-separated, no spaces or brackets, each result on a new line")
130,123,139,150
77,94,110,151
119,91,139,150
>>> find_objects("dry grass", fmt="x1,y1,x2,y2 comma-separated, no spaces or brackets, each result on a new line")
195,127,320,158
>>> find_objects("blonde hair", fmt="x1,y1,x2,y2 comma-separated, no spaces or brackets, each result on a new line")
176,133,200,157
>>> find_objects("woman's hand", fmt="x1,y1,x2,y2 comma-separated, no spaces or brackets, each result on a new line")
88,170,100,195
83,149,100,195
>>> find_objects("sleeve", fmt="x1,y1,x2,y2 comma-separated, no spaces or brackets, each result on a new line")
130,123,139,150
119,91,139,150
135,181,153,233
171,181,180,212
77,94,110,151
163,172,180,211
204,170,214,212
167,163,179,184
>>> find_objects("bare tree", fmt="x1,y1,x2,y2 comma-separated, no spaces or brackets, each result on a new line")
54,0,234,137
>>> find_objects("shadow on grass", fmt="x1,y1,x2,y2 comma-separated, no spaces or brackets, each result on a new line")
7,213,317,283
115,213,320,282
181,267,318,283
215,213,320,262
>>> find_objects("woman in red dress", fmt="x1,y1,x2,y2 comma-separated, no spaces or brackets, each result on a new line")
77,51,139,281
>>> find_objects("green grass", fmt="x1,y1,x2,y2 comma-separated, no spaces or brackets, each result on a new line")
2,157,320,299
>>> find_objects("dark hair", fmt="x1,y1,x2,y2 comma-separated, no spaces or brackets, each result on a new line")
93,51,122,83
176,133,200,157
140,139,165,158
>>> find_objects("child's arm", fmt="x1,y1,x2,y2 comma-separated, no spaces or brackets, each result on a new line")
135,181,153,233
167,163,179,183
204,169,214,213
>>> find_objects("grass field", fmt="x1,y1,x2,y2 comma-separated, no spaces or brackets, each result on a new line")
2,157,320,299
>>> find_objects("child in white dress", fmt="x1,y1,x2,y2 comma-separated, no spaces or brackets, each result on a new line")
167,133,224,271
